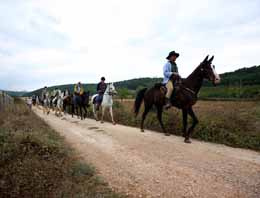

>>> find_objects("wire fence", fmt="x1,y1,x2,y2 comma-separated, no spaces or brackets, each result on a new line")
0,91,14,112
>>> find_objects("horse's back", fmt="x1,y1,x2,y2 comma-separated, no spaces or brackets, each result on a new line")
142,83,166,105
91,94,98,103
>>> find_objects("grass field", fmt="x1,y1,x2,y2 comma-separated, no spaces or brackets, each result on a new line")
0,98,123,198
199,85,260,99
98,100,260,151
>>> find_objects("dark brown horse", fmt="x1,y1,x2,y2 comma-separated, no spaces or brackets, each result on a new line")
134,55,221,143
63,92,90,120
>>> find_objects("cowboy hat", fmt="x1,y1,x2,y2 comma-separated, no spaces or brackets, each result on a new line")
166,51,179,59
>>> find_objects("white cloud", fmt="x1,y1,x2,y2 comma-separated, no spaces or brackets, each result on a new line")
0,0,260,91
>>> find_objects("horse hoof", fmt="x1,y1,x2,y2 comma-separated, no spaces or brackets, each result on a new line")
112,122,116,125
164,133,170,136
101,121,104,124
184,139,192,144
141,129,144,132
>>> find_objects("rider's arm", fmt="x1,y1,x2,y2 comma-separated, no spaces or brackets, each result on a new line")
97,83,102,93
163,62,173,78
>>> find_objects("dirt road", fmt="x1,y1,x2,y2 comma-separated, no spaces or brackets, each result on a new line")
33,108,260,198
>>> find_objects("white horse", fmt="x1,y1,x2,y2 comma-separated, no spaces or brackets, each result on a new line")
42,91,50,115
54,89,64,117
91,83,117,124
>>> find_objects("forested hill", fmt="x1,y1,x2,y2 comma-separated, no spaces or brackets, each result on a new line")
219,65,260,86
22,78,163,97
23,65,260,97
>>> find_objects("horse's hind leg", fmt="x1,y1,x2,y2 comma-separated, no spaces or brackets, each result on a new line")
93,104,98,121
156,105,169,136
185,107,198,143
141,104,152,132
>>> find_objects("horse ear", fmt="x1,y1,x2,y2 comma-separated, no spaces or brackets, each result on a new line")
208,55,214,63
203,55,209,63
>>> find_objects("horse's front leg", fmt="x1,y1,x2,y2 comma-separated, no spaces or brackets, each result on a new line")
71,104,74,118
185,107,198,143
101,106,105,124
83,105,88,119
79,106,83,120
182,109,188,138
109,106,116,125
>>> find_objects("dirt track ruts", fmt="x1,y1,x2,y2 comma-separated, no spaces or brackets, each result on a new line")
33,107,260,198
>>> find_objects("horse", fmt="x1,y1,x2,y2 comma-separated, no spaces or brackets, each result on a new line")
42,91,50,115
63,93,73,115
91,83,117,124
72,91,90,120
134,55,221,143
54,89,64,117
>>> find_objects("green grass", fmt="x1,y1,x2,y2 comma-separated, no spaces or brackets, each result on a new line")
0,99,124,198
97,100,260,151
199,85,260,99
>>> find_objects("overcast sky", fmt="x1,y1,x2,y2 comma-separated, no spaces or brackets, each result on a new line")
0,0,260,91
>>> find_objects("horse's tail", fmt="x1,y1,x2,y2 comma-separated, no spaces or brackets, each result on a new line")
134,88,147,117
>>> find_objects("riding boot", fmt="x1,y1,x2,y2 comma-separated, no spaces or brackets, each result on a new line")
164,98,172,109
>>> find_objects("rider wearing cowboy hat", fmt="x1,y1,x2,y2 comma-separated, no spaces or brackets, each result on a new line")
163,50,180,109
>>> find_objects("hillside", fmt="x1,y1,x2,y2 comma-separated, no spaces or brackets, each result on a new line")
1,90,27,97
23,78,163,97
23,65,260,99
220,65,260,86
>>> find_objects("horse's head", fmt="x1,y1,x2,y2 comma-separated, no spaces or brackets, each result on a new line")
200,55,221,86
106,83,117,95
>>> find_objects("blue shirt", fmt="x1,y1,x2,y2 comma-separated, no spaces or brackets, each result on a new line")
162,61,179,84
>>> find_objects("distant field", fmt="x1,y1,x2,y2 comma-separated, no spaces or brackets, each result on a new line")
98,100,260,151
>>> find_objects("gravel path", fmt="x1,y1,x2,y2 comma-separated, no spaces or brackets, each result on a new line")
34,108,260,198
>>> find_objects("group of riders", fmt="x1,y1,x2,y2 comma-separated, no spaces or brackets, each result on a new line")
32,50,180,115
32,76,108,114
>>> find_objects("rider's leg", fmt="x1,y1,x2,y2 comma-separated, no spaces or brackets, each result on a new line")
165,80,173,109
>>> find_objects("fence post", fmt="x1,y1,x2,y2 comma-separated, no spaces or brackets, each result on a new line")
0,91,14,112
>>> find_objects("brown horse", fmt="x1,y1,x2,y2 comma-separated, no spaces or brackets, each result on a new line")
134,55,221,143
63,92,90,120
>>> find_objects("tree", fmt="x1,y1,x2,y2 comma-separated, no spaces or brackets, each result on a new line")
118,88,129,101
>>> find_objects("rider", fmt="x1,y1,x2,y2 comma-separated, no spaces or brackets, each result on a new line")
96,77,107,109
163,51,180,109
63,88,70,100
41,86,48,101
41,86,50,114
73,81,84,103
52,88,59,105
